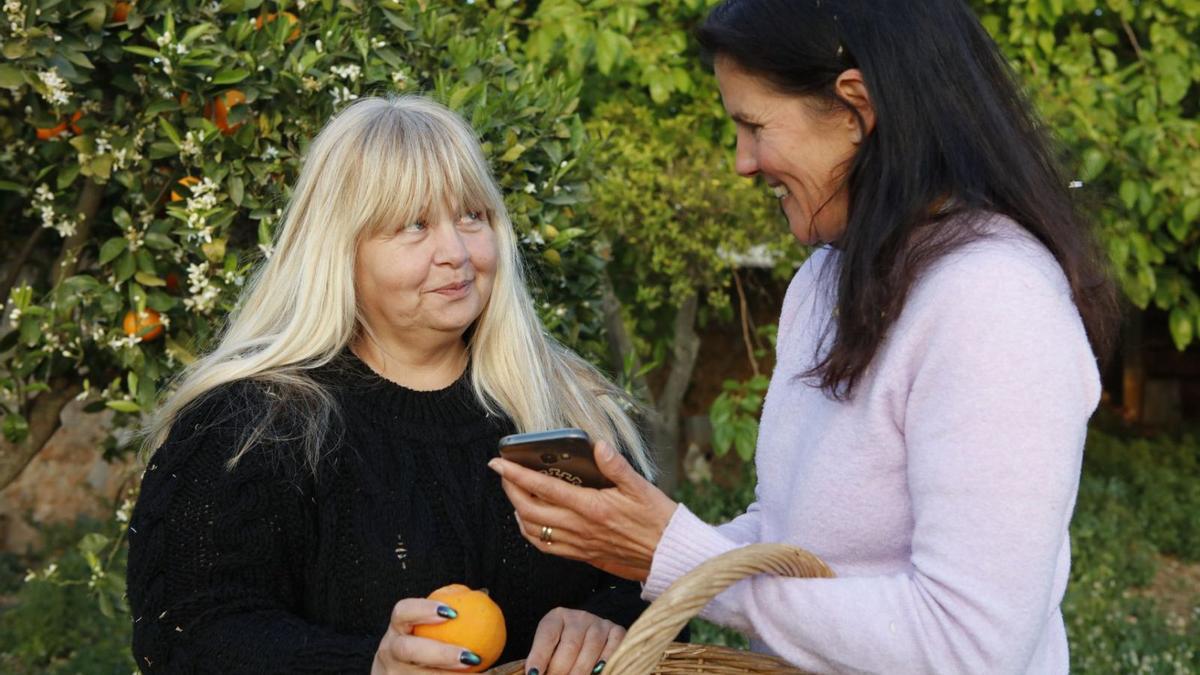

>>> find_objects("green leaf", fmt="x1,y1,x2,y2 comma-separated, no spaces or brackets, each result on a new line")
0,180,24,192
135,271,166,287
99,237,128,265
1079,148,1107,182
114,250,137,282
57,163,81,190
144,232,176,250
1119,180,1139,210
105,400,142,413
79,532,111,556
733,421,758,462
1168,308,1194,351
1157,54,1190,106
0,63,24,89
2,413,29,444
229,175,245,206
1183,199,1200,225
500,143,527,163
211,68,250,85
123,45,163,59
158,117,183,146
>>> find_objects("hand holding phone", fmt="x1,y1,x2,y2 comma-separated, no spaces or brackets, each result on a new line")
497,428,615,489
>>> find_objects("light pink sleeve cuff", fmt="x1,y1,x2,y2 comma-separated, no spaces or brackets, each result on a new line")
642,504,744,602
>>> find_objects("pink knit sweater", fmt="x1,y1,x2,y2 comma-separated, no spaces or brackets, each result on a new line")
644,215,1100,673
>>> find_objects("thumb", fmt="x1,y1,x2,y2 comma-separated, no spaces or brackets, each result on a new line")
595,440,640,490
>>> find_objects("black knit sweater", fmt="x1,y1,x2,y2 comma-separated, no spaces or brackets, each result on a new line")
126,352,649,673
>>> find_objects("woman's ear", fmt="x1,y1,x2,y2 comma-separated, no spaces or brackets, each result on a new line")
835,68,876,143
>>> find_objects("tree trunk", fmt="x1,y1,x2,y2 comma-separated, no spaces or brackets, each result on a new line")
51,177,104,286
0,377,83,488
1122,310,1144,423
0,178,104,488
649,293,700,495
600,275,702,495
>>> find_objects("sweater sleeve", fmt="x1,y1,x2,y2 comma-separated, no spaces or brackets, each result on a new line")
126,385,378,674
643,247,1099,673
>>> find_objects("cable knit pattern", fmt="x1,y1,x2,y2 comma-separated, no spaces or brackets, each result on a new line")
643,214,1101,674
127,351,647,673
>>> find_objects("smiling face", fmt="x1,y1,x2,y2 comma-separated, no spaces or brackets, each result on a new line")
355,198,498,343
714,56,865,246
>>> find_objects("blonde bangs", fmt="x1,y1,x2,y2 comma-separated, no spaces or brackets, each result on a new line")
354,103,502,240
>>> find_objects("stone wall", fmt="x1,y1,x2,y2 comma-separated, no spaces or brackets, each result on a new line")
0,401,134,553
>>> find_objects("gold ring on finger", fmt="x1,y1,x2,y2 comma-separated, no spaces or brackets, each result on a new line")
539,525,554,545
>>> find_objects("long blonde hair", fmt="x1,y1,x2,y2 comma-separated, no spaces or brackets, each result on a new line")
145,96,655,479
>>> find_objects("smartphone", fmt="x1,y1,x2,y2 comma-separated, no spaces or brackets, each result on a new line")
497,428,615,489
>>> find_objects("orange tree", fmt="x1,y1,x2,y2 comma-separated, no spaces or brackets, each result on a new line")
0,0,599,493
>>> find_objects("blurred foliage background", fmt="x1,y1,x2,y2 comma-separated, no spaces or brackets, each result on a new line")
0,0,1197,672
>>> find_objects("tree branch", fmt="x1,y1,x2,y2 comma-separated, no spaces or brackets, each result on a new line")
732,269,760,378
1,226,44,309
600,271,654,408
650,292,700,495
51,177,104,287
0,377,83,489
1121,19,1144,62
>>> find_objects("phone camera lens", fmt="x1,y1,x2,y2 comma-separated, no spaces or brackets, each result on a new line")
540,453,558,464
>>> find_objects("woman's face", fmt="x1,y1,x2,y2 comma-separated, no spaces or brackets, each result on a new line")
355,199,498,343
714,56,862,246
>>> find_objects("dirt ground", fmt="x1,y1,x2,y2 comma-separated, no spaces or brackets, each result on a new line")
1135,554,1200,632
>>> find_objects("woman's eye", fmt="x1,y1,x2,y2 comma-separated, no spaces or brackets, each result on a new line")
460,210,486,225
402,221,426,233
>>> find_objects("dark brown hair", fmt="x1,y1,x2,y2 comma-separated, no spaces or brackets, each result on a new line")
698,0,1120,399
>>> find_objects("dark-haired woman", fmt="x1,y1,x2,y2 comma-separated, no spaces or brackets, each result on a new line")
489,0,1120,672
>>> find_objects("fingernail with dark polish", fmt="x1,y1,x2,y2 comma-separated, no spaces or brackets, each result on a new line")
527,669,539,675
593,660,607,674
437,605,458,619
460,651,482,667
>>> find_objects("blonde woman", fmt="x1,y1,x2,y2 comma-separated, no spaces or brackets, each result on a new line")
126,96,656,675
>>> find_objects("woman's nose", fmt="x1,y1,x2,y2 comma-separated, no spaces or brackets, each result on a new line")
432,222,470,266
734,131,758,177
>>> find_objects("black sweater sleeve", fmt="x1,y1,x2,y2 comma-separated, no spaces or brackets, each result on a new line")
126,387,378,674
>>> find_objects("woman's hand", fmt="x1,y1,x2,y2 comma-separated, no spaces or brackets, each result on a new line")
372,598,482,675
526,608,625,675
488,441,679,581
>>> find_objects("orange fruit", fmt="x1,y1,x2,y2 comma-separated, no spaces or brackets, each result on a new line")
203,89,247,135
122,308,164,342
36,120,68,141
170,176,199,202
255,11,301,42
412,584,506,673
35,112,82,140
112,2,131,22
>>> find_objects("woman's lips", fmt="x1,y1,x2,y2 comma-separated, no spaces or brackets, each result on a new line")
432,280,473,298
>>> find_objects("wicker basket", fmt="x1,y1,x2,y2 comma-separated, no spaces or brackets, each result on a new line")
492,543,834,675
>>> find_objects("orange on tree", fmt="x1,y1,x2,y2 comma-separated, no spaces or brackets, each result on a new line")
123,308,164,342
35,111,83,140
171,176,200,202
412,584,506,673
255,11,301,42
203,89,247,135
112,2,131,22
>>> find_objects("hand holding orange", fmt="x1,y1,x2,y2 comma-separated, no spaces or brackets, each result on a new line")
412,584,506,673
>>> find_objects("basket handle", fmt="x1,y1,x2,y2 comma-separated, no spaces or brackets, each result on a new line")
604,543,835,675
